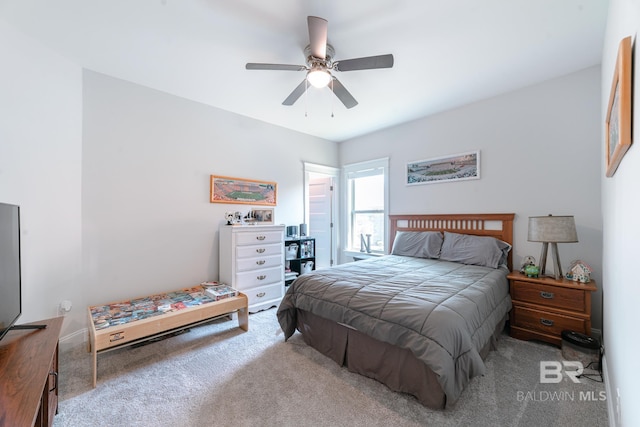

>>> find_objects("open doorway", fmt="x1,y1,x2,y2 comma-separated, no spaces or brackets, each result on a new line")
303,163,339,268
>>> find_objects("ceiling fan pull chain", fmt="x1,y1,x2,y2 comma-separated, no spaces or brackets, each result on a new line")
305,79,308,117
331,78,334,118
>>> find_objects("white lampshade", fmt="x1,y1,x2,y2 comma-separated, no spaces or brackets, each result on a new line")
528,215,578,243
307,67,331,88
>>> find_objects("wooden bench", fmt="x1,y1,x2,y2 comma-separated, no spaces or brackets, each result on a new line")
87,286,248,387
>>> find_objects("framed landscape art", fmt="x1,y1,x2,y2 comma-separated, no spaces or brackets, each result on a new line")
406,151,480,185
210,175,277,206
605,36,633,177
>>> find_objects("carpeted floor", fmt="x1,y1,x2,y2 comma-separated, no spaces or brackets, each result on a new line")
53,309,608,427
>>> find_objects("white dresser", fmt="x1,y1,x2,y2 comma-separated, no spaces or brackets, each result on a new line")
219,224,285,313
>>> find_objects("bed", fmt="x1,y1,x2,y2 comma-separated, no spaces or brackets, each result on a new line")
277,213,515,409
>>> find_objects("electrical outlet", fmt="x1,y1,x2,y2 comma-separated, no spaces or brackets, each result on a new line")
59,300,73,315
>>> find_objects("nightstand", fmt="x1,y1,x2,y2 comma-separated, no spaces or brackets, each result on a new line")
507,271,597,347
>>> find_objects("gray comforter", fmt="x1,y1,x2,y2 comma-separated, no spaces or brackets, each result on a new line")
277,255,512,404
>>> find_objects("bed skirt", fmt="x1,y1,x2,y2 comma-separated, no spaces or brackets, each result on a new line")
295,309,507,409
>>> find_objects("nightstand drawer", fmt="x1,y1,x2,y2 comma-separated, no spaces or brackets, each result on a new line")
512,306,586,336
511,281,585,312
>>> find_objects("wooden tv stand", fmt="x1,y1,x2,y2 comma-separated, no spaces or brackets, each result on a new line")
87,288,248,387
0,316,63,427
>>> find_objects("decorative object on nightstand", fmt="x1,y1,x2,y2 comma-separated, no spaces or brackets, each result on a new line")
565,260,592,283
507,271,597,347
519,255,536,274
524,264,539,278
527,214,578,280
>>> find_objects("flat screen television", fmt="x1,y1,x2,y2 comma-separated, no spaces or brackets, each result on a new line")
0,202,22,342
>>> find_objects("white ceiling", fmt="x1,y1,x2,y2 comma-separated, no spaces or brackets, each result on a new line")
1,0,609,142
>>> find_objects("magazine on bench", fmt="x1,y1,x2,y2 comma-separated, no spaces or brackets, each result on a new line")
89,283,238,330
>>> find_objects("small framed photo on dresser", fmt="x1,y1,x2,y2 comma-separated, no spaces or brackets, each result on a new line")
248,208,274,225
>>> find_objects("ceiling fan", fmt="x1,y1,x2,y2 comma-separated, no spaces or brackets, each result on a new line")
245,16,394,109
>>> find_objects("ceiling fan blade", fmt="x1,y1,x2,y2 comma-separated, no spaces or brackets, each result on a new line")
282,80,308,106
334,54,394,72
246,63,306,71
331,78,358,109
307,16,328,59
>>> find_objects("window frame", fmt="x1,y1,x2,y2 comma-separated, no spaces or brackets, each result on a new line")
341,158,389,259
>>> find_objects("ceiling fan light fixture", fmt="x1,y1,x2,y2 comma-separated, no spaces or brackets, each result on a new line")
306,67,331,88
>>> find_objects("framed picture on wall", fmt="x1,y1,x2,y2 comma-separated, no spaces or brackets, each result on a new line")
605,36,633,177
210,175,277,206
406,151,480,185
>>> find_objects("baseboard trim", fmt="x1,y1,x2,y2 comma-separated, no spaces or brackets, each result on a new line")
59,327,87,352
602,353,617,427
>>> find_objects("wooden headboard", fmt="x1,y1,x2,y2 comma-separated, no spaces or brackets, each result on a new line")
389,213,516,270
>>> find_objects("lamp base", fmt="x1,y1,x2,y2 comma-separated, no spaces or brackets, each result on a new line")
538,242,563,280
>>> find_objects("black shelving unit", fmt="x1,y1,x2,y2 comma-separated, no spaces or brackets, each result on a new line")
284,237,315,286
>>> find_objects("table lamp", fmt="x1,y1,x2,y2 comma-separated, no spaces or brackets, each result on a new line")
527,215,578,280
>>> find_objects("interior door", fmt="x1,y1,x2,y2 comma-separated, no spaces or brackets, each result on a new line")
308,176,334,268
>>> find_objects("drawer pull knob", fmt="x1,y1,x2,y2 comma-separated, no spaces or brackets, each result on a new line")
256,235,266,241
256,260,265,265
256,248,266,253
540,318,554,327
256,292,266,298
257,275,266,280
540,291,554,299
49,371,58,393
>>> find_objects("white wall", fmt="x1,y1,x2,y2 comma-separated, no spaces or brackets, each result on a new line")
601,1,640,426
0,20,83,333
82,71,337,309
340,67,603,331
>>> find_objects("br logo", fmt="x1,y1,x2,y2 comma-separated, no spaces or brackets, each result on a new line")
540,361,584,383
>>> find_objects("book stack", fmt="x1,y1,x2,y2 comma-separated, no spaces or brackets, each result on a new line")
285,271,299,282
201,282,239,301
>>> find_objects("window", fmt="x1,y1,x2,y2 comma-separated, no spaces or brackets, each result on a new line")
343,158,389,255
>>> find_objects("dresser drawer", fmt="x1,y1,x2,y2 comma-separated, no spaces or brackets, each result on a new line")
236,243,282,259
512,306,586,336
235,230,283,246
237,254,282,272
243,283,283,307
511,280,585,312
236,266,282,289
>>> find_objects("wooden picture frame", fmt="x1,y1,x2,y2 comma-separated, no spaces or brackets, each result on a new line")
406,150,480,185
606,36,633,177
210,175,277,206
